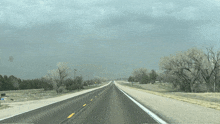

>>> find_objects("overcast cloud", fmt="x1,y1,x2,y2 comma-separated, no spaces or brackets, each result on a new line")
0,0,220,79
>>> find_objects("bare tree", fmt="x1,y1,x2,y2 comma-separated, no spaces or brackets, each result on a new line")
160,47,220,92
159,48,204,92
198,47,220,92
47,62,71,93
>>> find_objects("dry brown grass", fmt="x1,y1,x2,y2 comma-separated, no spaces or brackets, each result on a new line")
118,81,220,111
0,89,60,103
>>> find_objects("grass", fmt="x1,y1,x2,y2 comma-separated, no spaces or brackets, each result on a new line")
117,81,220,111
0,82,108,110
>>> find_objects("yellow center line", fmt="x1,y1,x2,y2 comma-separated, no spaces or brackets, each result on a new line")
83,104,86,106
95,96,97,97
67,113,75,118
90,99,93,101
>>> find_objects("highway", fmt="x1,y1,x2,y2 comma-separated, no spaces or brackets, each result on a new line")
0,82,158,124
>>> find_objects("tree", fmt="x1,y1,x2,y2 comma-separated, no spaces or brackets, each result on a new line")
65,76,83,91
1,75,14,90
0,75,3,91
83,80,89,86
9,75,19,90
74,76,83,89
40,77,53,91
128,76,135,82
47,62,70,93
156,71,167,83
159,47,204,92
149,69,158,84
132,68,149,83
93,77,102,84
0,75,4,91
198,47,220,92
19,80,33,89
139,74,150,84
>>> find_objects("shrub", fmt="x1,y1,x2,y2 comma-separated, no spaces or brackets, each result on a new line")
83,81,88,86
57,86,66,93
65,76,84,91
139,74,150,84
128,76,135,82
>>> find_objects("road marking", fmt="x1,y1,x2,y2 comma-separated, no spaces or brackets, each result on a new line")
95,96,97,97
83,104,86,106
67,113,75,118
0,82,112,122
117,86,168,124
90,99,93,101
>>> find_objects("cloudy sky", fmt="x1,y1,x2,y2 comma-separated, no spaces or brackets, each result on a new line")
1,0,220,80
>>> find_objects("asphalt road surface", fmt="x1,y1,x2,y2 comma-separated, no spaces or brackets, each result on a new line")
0,83,158,124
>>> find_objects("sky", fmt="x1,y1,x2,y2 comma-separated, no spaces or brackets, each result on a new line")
1,0,220,80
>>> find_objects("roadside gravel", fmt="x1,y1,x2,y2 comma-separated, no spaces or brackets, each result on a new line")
115,81,220,124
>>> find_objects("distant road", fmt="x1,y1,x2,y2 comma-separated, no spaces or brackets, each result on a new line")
0,83,158,124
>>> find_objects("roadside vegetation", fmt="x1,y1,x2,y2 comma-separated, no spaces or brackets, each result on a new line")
125,46,220,110
128,47,220,93
0,62,108,108
0,81,108,110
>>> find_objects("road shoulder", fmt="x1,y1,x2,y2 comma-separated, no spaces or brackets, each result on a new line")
115,82,220,124
0,82,110,120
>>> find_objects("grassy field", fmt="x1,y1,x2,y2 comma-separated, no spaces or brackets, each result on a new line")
0,82,109,109
118,81,220,111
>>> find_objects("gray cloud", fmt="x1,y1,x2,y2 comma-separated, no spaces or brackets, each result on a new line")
0,0,220,79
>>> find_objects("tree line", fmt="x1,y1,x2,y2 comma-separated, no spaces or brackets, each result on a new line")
0,75,53,91
128,68,158,84
0,62,106,93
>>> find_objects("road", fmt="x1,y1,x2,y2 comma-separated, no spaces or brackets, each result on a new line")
0,82,158,124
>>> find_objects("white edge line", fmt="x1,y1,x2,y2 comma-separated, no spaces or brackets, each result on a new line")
115,84,167,124
0,81,111,121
